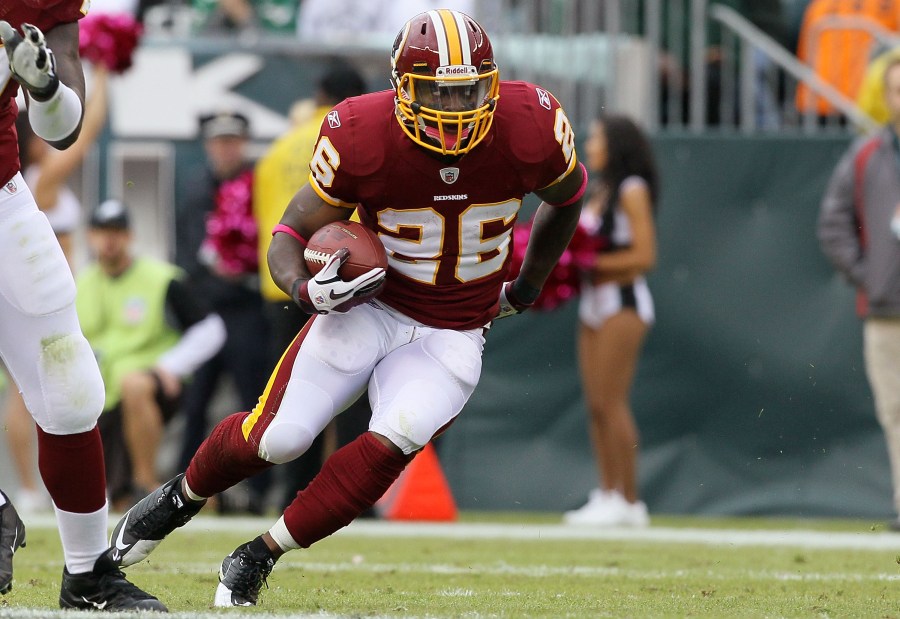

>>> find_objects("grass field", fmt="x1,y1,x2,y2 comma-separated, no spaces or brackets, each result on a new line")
1,512,899,618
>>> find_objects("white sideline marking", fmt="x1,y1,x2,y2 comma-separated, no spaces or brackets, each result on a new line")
165,559,900,582
19,514,900,550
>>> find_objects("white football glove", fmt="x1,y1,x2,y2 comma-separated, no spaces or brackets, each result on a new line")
292,248,386,314
0,21,59,100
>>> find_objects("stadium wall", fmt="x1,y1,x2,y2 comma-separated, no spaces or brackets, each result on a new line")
440,133,893,519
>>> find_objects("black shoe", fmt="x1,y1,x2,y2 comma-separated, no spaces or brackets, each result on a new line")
0,491,26,595
213,541,275,607
59,553,167,611
107,473,206,567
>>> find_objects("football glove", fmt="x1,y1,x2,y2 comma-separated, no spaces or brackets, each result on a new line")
0,21,59,101
292,248,386,315
496,280,539,320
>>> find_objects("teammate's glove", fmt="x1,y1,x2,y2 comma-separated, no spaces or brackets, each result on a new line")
292,248,386,315
495,279,540,319
0,21,59,101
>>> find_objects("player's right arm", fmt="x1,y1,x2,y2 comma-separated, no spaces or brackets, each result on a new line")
269,183,385,314
268,183,350,298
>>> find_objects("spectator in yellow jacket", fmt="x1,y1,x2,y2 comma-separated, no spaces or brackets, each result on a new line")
253,63,372,509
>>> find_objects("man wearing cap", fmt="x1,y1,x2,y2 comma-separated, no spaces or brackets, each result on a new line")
173,110,271,511
77,200,226,510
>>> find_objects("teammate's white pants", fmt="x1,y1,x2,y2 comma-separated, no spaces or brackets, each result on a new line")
0,174,104,434
258,300,485,459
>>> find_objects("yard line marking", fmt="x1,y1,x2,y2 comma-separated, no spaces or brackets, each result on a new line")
20,515,900,551
150,559,900,583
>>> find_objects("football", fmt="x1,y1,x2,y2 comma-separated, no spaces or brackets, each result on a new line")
304,220,388,280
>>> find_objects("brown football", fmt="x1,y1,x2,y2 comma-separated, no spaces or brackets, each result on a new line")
304,220,388,280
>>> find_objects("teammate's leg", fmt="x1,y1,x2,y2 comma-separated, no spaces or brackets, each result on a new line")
0,180,165,610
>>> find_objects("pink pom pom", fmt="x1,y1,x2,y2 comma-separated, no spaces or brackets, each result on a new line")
79,13,143,74
203,171,259,276
507,218,602,312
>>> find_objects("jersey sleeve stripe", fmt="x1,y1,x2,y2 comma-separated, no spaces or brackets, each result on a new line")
540,153,579,190
308,172,359,209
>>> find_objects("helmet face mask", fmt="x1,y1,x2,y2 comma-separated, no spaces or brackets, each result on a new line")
391,10,500,156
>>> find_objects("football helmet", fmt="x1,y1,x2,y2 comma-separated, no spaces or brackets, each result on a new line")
390,9,500,156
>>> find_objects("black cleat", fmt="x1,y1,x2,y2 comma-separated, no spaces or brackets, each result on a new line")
59,553,167,611
0,490,26,595
107,473,206,567
213,542,275,607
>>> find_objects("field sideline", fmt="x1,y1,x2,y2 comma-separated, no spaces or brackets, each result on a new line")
1,514,898,617
17,512,900,550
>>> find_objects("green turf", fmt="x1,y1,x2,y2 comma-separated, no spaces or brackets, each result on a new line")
1,514,898,618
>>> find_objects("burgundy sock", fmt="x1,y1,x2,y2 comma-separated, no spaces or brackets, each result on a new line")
283,432,412,548
185,412,274,497
37,426,106,513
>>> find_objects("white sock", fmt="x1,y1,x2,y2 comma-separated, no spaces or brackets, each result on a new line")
182,478,207,502
54,502,108,574
268,516,300,552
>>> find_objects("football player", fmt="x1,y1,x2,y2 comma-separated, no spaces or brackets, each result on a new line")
0,3,165,612
110,9,587,608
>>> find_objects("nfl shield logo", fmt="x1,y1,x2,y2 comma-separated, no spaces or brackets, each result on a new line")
3,180,17,194
440,167,460,184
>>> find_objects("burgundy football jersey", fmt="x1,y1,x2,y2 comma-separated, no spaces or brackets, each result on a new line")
308,81,579,330
0,0,89,185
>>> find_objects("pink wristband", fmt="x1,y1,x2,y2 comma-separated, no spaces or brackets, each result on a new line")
272,224,308,247
550,162,588,207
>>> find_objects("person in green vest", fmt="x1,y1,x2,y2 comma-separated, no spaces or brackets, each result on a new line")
76,199,226,511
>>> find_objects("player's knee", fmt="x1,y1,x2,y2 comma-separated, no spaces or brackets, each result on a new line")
35,333,104,434
0,208,75,316
259,423,317,464
367,424,424,455
369,382,453,455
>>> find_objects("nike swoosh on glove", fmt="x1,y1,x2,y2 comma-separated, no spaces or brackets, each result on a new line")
293,248,386,314
0,21,59,101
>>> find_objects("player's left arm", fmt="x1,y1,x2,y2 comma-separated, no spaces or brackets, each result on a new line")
0,20,86,149
503,164,587,310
